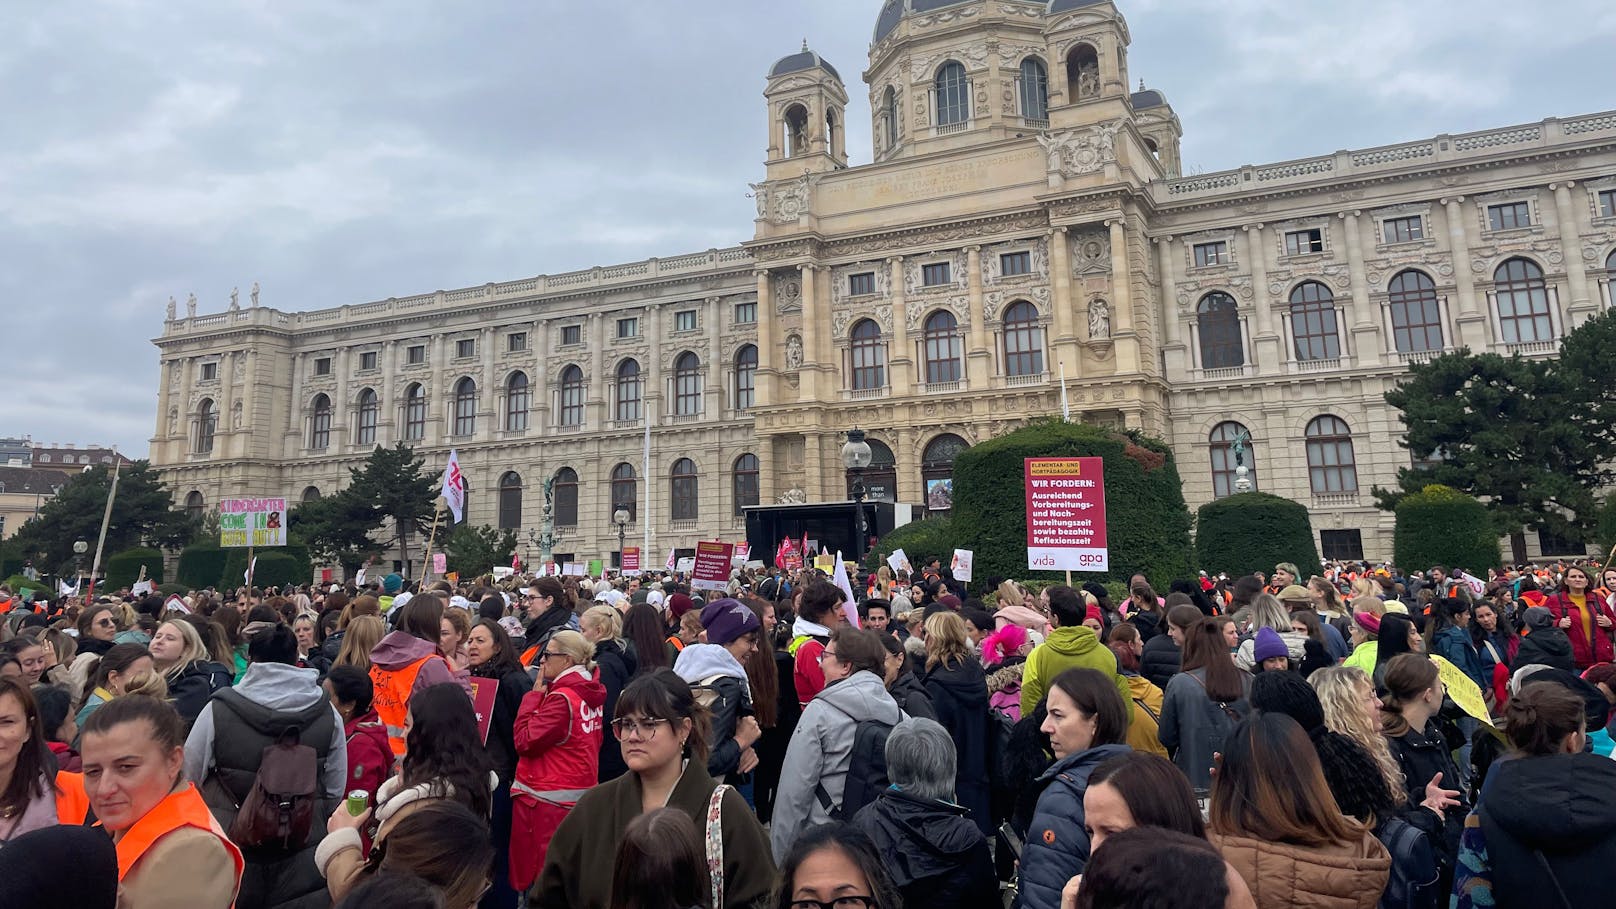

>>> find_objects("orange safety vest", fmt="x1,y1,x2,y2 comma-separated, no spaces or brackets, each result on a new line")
114,783,244,889
520,643,541,668
54,771,91,824
370,655,433,757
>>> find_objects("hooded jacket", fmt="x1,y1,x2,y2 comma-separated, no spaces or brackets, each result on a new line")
1510,627,1576,674
591,637,636,782
369,631,472,697
1018,743,1132,909
1460,752,1616,908
341,709,392,802
165,659,234,730
771,670,903,862
1020,625,1130,719
1212,829,1391,909
850,789,997,909
923,658,994,836
1234,630,1310,673
1434,626,1489,691
889,670,937,721
789,616,833,707
674,643,754,779
511,665,608,890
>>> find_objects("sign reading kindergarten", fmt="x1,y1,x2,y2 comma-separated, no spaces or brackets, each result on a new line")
1024,458,1108,572
219,497,288,548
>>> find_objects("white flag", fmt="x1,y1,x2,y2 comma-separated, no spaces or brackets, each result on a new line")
244,557,257,584
443,449,466,524
832,552,860,628
58,579,78,596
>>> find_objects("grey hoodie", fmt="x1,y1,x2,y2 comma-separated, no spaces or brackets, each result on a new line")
182,661,348,801
771,669,903,862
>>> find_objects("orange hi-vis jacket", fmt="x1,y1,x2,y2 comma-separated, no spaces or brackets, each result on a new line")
54,771,91,823
115,783,244,884
371,655,432,757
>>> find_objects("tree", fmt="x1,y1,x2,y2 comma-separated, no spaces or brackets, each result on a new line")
345,444,439,572
443,524,516,578
290,491,384,574
1380,309,1616,541
104,548,165,589
1392,485,1502,573
1194,493,1322,580
10,461,194,575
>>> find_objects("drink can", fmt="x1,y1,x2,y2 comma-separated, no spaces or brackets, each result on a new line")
346,790,369,816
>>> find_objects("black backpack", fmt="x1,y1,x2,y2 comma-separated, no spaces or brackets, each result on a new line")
1373,815,1441,909
815,716,895,821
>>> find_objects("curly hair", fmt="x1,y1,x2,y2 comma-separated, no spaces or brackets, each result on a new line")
1311,665,1406,805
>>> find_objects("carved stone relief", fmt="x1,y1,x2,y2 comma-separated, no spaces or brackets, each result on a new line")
774,275,803,313
784,334,804,372
1069,230,1111,275
1036,122,1122,178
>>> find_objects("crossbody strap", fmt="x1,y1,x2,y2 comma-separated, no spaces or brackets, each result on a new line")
705,784,730,908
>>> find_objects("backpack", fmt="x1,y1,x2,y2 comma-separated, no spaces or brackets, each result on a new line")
212,692,325,852
815,716,895,821
691,673,730,713
1373,815,1441,909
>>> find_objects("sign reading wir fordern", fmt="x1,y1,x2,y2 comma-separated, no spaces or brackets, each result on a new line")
219,497,288,548
1024,458,1108,571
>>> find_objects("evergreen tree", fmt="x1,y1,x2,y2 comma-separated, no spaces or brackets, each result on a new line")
443,524,517,578
344,443,438,572
289,492,383,574
11,461,193,575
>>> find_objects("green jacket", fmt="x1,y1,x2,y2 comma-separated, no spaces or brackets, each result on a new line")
1020,625,1131,719
1343,640,1378,674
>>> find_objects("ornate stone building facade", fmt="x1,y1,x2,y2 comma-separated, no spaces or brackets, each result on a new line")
152,0,1616,567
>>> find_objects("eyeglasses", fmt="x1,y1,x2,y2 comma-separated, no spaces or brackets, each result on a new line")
539,651,568,662
94,618,116,628
790,898,877,909
611,717,669,741
819,649,838,664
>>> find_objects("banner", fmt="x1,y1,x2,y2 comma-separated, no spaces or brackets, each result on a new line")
443,449,466,524
622,547,641,575
467,677,498,745
831,552,860,627
432,552,447,575
219,497,287,548
1435,656,1493,725
951,549,974,583
734,542,751,563
676,557,696,573
813,554,834,573
587,559,605,577
163,594,189,614
691,542,733,592
562,562,584,577
1025,457,1109,572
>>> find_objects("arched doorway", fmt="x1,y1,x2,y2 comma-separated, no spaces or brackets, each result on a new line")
921,433,969,512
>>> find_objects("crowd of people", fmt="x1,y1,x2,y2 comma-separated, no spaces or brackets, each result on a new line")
0,554,1613,909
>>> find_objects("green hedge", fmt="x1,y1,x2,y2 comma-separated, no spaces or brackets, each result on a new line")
1195,492,1322,580
221,544,313,591
2,575,45,598
177,542,230,589
104,547,165,589
865,515,957,576
1394,485,1502,573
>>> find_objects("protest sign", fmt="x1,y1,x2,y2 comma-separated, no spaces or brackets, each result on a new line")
951,549,974,583
887,548,911,574
432,552,447,575
1024,458,1109,572
219,498,287,548
622,547,641,575
691,542,733,592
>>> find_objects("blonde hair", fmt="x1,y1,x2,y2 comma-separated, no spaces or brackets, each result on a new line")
581,605,623,643
335,615,385,671
924,611,972,672
1349,577,1376,599
996,580,1023,609
1349,595,1385,618
548,630,596,671
155,619,210,676
1311,666,1406,806
124,666,169,700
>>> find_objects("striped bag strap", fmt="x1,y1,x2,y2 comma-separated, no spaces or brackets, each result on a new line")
705,784,730,908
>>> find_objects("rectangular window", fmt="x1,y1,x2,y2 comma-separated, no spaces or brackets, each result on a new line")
616,317,638,339
922,262,951,287
1598,189,1616,219
1192,242,1228,268
1536,527,1584,556
561,325,582,346
507,332,526,353
848,272,876,296
313,357,331,376
1000,251,1032,276
1284,228,1325,256
675,310,698,332
406,345,425,365
733,301,756,324
1383,216,1424,244
1487,202,1531,231
455,338,475,359
1319,529,1365,561
200,362,218,381
359,351,378,371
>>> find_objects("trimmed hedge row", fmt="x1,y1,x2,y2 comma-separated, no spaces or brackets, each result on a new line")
104,547,165,589
1194,492,1322,581
1393,485,1502,573
174,541,313,590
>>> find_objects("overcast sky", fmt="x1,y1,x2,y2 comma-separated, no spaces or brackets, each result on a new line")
4,0,1612,459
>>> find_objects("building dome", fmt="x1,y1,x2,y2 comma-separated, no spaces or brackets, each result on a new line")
875,1,1110,43
768,42,840,81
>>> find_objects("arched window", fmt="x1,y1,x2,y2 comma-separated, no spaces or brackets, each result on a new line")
195,398,218,454
674,352,702,415
670,458,698,522
301,486,321,504
497,472,522,530
850,320,886,390
310,394,331,449
853,439,899,503
184,491,205,521
935,62,969,126
1002,301,1044,377
615,360,642,422
1019,58,1048,121
1066,44,1100,101
356,388,378,445
1305,415,1358,494
784,104,809,157
734,345,757,410
559,365,585,427
1607,248,1616,276
403,383,426,441
453,378,477,437
883,86,899,149
1196,293,1244,369
1387,271,1444,353
923,311,962,383
732,453,759,516
554,467,579,527
611,463,637,521
1209,422,1257,498
1493,258,1553,344
505,372,530,432
922,434,968,512
1289,282,1340,361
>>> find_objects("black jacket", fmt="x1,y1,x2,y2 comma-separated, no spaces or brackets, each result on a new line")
1139,634,1181,690
889,670,937,721
1386,718,1467,866
166,659,234,730
471,661,532,785
594,638,637,782
1476,751,1616,908
923,659,992,836
1511,628,1576,674
697,674,753,780
849,789,997,909
1127,609,1163,645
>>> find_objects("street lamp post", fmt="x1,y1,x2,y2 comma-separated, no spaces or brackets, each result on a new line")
841,428,873,561
72,540,88,595
613,506,630,575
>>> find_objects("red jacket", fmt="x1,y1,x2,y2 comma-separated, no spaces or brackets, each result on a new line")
509,666,606,890
343,709,393,803
1544,592,1616,668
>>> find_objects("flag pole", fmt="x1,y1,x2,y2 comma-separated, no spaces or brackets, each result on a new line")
642,406,652,566
86,454,121,600
420,501,445,582
1059,360,1070,422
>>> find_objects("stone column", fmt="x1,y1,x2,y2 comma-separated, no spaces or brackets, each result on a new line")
480,326,496,441
644,305,663,422
155,359,173,446
380,340,396,442
429,335,445,442
532,324,550,430
755,270,777,406
1156,237,1187,376
886,257,913,392
802,431,824,503
1243,223,1280,372
1442,197,1487,348
333,348,351,442
704,297,723,414
1551,182,1595,321
1049,228,1075,344
588,314,605,429
1338,211,1382,365
177,357,195,453
217,352,236,459
285,353,302,456
800,265,822,400
1107,218,1140,371
965,247,990,386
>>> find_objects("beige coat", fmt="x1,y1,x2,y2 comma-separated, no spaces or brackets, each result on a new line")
118,826,239,909
1212,830,1390,909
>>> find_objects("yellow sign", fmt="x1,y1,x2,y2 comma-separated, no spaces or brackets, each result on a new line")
1434,656,1493,725
813,554,834,573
